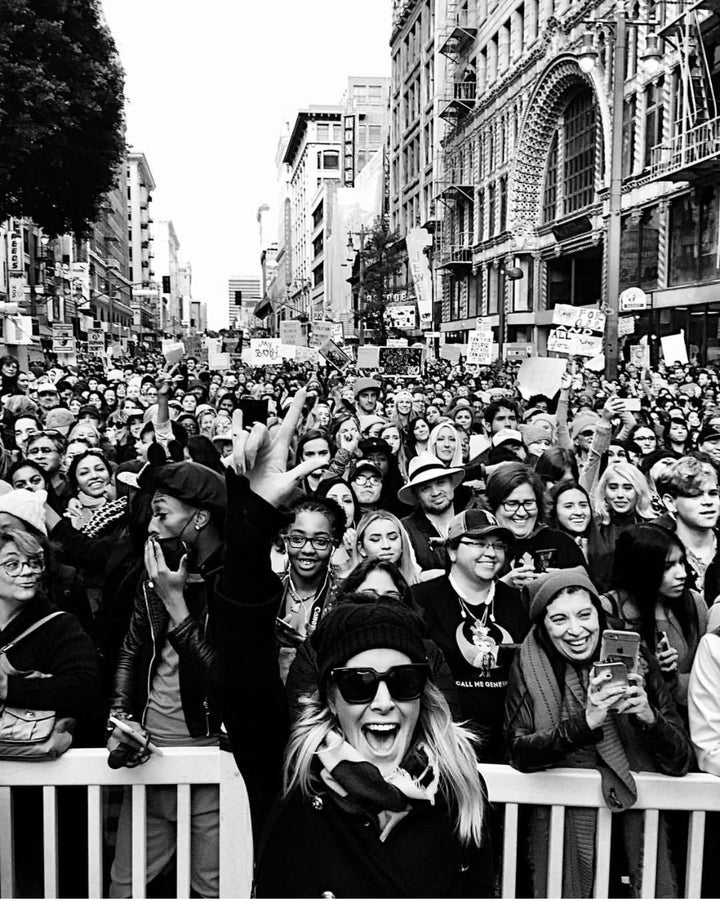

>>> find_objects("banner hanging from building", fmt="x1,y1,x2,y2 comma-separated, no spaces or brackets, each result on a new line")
406,228,433,329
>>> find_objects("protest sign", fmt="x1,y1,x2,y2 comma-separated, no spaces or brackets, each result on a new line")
504,343,535,359
280,344,297,361
585,354,606,372
207,351,231,370
547,328,603,358
378,346,424,377
87,328,106,356
661,331,688,366
309,321,334,348
294,346,319,365
386,337,409,347
279,321,304,345
319,339,353,372
250,338,282,366
629,344,650,369
466,330,495,365
356,346,380,369
52,323,74,353
161,341,185,366
552,304,606,333
516,357,567,401
618,317,635,338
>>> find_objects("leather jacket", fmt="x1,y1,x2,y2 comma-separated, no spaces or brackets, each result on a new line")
110,570,221,738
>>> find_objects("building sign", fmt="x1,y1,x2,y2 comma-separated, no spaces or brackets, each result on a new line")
70,262,90,302
406,228,433,328
385,304,417,330
7,231,23,274
343,114,356,187
284,199,293,286
8,274,25,306
619,287,649,312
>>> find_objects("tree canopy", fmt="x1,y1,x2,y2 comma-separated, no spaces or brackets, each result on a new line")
0,0,126,235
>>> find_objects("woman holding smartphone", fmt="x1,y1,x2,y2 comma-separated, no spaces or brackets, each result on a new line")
602,523,708,718
505,567,692,897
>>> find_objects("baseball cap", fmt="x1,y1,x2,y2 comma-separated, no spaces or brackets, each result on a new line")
349,459,383,481
44,408,76,437
492,428,523,448
698,423,720,444
447,509,514,544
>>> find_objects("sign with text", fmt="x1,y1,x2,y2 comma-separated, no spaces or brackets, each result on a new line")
466,330,495,365
504,342,535,359
279,320,304,346
618,317,636,338
208,351,232,370
8,273,25,306
161,341,185,366
552,304,606,333
319,339,353,372
87,328,105,356
619,287,649,312
310,321,334,348
406,228,433,327
386,337,408,347
250,338,282,366
294,346,319,365
378,346,424,377
661,331,688,366
547,327,603,357
52,323,74,353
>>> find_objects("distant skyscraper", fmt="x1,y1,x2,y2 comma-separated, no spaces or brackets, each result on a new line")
228,276,261,329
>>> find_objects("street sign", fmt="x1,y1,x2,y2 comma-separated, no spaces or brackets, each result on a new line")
619,287,649,312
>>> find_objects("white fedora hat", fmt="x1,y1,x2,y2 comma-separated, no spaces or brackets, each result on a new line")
397,453,465,506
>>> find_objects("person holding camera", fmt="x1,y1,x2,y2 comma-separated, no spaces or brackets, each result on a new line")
106,460,226,899
505,567,691,898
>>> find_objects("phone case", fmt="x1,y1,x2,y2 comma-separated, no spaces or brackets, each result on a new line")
600,630,640,673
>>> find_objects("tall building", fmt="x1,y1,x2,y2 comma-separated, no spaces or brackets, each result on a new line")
126,151,159,344
228,276,261,330
392,0,720,363
154,220,181,337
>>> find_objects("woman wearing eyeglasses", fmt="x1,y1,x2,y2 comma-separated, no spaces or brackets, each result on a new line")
216,390,494,896
487,463,586,591
275,495,345,683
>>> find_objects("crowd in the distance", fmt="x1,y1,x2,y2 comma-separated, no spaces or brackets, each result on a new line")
4,347,720,897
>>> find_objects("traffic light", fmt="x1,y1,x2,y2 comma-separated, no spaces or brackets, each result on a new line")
162,276,171,294
235,290,242,304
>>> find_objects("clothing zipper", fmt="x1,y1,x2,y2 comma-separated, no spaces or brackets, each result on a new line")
141,581,158,728
203,609,211,736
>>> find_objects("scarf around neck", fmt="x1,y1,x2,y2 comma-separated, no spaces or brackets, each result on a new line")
316,730,439,842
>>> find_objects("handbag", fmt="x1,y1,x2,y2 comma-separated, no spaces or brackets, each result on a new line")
0,611,74,760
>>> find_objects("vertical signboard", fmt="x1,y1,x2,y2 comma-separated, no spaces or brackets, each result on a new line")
284,198,293,286
343,114,356,187
406,228,434,329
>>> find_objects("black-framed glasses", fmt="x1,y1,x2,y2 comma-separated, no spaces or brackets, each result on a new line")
285,532,332,551
458,539,508,553
330,663,429,704
353,474,381,486
501,499,538,513
0,557,44,577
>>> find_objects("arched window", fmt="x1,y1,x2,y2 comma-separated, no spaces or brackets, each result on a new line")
542,89,597,223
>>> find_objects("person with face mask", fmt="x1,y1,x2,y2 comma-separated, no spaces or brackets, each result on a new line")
106,461,227,899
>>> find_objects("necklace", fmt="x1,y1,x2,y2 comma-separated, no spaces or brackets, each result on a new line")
456,582,497,642
286,570,330,615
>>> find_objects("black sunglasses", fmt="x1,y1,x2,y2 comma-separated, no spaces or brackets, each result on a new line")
329,663,429,704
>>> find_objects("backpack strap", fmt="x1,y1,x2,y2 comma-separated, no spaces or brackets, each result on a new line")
0,611,65,655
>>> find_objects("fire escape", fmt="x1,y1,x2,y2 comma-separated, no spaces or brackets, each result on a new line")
649,0,720,181
435,0,477,272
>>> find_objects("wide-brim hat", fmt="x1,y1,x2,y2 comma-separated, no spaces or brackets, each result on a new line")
397,453,465,506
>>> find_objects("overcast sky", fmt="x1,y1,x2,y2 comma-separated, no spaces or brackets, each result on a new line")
102,1,392,328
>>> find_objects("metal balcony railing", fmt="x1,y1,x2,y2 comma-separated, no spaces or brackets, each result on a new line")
438,243,473,269
649,115,720,181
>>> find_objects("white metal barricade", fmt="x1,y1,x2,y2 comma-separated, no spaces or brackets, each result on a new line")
3,752,720,898
0,747,252,899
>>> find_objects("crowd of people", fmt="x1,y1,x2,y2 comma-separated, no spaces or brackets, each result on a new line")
5,346,720,897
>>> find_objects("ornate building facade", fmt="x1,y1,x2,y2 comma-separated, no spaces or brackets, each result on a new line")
394,0,720,361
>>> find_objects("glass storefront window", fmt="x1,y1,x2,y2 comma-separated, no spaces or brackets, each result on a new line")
620,206,659,291
669,189,720,286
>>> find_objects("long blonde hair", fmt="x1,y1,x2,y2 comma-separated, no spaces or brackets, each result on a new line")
351,511,421,585
593,462,654,526
428,421,464,467
283,682,486,847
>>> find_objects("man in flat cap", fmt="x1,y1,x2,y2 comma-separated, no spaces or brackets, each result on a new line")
107,460,226,898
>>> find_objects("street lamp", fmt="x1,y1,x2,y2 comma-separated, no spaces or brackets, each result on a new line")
577,14,662,379
347,226,368,345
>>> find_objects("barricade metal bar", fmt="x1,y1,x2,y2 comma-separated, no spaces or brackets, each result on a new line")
131,784,147,900
87,785,103,900
42,785,58,899
176,784,191,899
502,802,518,899
0,787,15,898
547,805,565,898
640,809,659,899
685,810,706,898
593,806,612,899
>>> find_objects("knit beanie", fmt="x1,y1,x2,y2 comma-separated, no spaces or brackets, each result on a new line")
522,420,554,447
313,602,427,688
571,411,600,440
526,566,600,623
